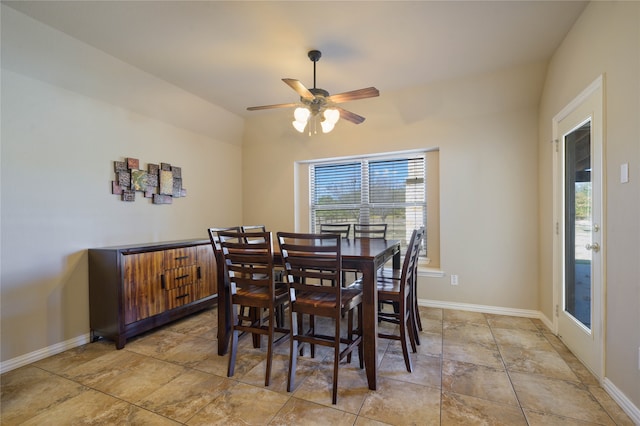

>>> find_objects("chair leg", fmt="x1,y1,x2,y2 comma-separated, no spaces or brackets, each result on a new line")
399,309,413,373
265,311,274,387
332,319,340,405
309,315,316,359
287,310,299,393
227,305,240,377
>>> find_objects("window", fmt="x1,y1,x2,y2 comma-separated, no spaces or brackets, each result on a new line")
307,150,439,267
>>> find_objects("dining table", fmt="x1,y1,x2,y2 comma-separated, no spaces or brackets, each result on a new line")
214,237,402,391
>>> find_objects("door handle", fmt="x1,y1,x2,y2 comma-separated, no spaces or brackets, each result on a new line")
585,242,600,252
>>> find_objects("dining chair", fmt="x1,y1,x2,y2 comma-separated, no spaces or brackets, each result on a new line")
277,232,363,405
375,227,422,372
319,223,351,239
377,227,425,343
241,225,286,326
354,223,388,239
208,226,243,336
217,229,289,386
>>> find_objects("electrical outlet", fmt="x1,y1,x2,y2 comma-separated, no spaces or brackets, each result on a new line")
450,274,459,285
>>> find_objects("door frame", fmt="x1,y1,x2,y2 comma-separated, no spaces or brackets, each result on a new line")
552,74,605,379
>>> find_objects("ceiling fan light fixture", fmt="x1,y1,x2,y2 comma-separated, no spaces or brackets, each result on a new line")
324,108,340,125
320,120,335,133
293,106,311,132
294,106,311,122
292,119,307,133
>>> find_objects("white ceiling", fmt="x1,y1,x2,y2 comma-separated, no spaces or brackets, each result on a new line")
3,1,588,118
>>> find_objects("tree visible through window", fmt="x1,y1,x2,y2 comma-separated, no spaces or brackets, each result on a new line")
310,155,427,256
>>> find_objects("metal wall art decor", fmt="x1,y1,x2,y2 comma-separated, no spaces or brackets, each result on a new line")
112,157,187,204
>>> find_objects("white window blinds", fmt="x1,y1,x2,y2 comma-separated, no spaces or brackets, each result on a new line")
310,155,427,254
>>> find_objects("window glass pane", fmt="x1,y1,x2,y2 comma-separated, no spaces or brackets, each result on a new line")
313,163,361,205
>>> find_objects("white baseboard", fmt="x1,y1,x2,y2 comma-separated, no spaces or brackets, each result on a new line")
602,378,640,425
418,298,543,321
0,333,91,374
417,298,640,424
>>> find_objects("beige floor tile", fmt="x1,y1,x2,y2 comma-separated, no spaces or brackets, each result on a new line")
443,309,487,325
32,340,115,375
587,385,636,425
126,329,216,367
413,331,443,357
499,345,580,382
443,321,495,346
442,359,518,406
354,417,393,426
441,391,528,425
63,349,186,402
0,366,86,425
137,370,234,423
510,371,615,425
359,377,440,425
418,306,444,321
270,397,358,425
379,350,441,389
186,381,290,425
21,389,180,426
523,409,607,425
292,360,370,414
492,327,553,351
485,313,539,331
443,338,504,369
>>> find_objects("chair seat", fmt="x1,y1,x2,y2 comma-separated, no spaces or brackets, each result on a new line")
294,288,362,311
378,267,402,280
377,279,402,298
234,282,289,304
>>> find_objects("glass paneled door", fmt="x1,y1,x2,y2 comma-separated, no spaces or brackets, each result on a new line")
564,121,594,330
553,76,603,379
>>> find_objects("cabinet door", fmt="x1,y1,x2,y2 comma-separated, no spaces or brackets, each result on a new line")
196,244,217,300
123,251,165,324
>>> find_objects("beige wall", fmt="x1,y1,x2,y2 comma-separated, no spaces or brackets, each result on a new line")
3,1,638,414
538,1,640,408
243,61,545,311
0,6,244,363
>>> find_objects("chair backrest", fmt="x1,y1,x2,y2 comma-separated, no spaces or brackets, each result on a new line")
354,223,387,239
217,229,275,297
319,223,351,239
208,226,242,258
277,232,342,311
409,227,424,282
241,225,268,244
399,228,421,293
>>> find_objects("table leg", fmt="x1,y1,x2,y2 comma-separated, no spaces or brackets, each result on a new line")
361,261,378,390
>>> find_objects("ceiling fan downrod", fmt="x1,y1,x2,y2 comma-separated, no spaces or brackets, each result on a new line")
308,50,321,90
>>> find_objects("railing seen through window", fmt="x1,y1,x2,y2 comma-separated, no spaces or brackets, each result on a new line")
310,155,427,256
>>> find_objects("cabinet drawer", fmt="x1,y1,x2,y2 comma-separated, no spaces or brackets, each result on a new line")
163,265,198,290
164,247,197,269
167,284,195,309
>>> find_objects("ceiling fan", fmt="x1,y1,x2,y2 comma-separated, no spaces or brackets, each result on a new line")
247,50,379,133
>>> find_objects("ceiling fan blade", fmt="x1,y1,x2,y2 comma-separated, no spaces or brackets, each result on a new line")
328,87,379,104
336,106,366,125
282,78,315,100
247,102,298,111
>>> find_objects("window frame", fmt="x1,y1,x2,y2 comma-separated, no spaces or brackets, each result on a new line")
307,150,434,264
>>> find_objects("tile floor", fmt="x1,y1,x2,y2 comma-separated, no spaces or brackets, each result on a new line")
1,306,634,425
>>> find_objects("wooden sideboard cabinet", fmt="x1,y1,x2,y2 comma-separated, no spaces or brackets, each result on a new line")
89,239,217,349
